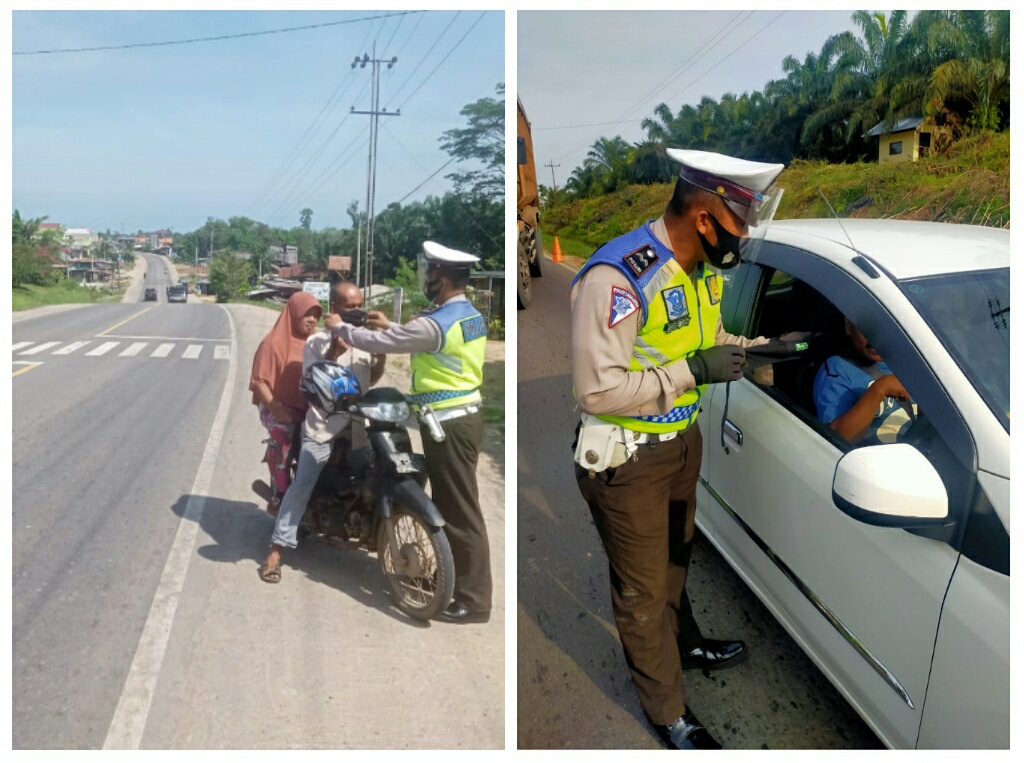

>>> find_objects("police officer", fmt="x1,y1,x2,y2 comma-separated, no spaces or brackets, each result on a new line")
571,150,785,749
326,241,491,623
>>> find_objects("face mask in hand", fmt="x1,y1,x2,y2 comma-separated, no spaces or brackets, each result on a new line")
697,213,744,270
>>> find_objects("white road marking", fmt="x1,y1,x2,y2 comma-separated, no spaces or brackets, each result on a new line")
85,342,120,356
182,344,203,359
12,341,34,351
213,345,230,360
53,341,91,355
104,306,238,750
102,334,229,343
150,343,174,358
19,341,60,355
120,342,149,357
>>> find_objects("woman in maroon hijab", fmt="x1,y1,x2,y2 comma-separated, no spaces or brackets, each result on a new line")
250,291,322,513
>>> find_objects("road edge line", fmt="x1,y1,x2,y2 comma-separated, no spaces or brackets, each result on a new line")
102,304,238,749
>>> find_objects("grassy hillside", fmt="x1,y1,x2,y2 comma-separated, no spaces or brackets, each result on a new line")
543,132,1009,253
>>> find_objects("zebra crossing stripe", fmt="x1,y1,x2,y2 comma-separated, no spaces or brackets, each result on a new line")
86,342,121,356
151,343,174,358
120,342,149,357
19,341,60,355
12,341,34,351
213,345,230,360
182,344,203,359
54,341,91,355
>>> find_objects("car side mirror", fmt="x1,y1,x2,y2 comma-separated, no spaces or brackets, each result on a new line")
832,444,949,528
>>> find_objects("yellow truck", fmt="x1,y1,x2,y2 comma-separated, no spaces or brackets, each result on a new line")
517,97,543,308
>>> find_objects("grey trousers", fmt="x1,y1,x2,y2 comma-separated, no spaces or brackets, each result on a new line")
271,434,332,549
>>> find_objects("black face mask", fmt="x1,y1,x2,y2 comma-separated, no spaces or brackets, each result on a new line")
697,213,743,270
423,277,444,302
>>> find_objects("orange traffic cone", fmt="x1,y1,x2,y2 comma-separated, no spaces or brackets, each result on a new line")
552,236,565,263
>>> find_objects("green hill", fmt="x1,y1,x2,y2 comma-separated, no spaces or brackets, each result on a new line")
543,132,1009,253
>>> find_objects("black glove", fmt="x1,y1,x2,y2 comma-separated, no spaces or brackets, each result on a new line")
687,345,747,385
341,308,368,327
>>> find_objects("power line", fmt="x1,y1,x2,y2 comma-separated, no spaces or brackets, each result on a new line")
396,157,458,204
391,10,425,59
397,12,487,110
250,13,385,212
552,11,754,164
381,13,405,53
14,11,424,55
385,11,461,108
534,118,644,131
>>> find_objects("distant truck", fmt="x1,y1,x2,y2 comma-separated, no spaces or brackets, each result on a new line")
517,97,543,309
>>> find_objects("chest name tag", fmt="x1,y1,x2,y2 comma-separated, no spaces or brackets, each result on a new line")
460,315,487,342
705,273,722,305
623,246,659,278
661,286,690,332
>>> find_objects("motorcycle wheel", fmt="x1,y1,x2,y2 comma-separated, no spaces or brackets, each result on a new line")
376,506,455,621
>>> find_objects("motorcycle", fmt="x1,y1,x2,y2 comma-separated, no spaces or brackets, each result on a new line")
255,385,456,621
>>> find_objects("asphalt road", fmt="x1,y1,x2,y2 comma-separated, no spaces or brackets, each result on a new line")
516,254,883,750
12,297,504,749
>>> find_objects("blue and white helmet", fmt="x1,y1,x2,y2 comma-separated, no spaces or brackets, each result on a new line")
300,361,361,414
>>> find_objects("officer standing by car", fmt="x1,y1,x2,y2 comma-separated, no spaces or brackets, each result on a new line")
570,149,787,749
325,241,491,624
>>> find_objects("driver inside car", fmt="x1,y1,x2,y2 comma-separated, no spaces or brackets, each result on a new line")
813,317,917,445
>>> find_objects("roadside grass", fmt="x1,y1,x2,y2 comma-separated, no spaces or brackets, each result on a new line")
540,232,594,260
12,280,124,311
542,131,1009,247
481,355,505,428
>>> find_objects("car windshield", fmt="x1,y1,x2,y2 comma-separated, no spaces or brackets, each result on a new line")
902,268,1009,433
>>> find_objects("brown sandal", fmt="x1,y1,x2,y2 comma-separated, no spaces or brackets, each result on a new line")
258,561,281,583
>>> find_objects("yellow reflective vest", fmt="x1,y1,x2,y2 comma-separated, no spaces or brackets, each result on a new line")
409,298,486,411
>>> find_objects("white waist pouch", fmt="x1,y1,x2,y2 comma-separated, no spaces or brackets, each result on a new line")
574,413,638,475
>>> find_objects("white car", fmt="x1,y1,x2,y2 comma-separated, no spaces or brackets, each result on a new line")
694,219,1009,749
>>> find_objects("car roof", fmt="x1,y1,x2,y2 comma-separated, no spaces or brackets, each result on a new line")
767,219,1008,280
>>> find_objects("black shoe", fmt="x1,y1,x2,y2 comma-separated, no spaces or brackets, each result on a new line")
679,638,747,671
656,709,722,750
439,601,490,624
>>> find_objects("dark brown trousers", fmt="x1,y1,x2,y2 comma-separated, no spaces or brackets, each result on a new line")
421,411,491,612
576,421,704,725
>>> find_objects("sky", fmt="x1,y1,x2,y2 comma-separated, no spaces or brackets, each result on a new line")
12,9,504,233
518,10,866,187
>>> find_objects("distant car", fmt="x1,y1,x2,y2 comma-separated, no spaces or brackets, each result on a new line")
178,277,189,290
144,287,158,302
167,285,187,304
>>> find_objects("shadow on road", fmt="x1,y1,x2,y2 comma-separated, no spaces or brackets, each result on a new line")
170,494,430,628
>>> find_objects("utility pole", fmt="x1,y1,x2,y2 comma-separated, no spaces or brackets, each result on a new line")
544,160,561,192
351,44,399,303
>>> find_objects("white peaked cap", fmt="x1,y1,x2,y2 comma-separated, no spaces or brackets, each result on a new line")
422,240,479,265
666,149,784,195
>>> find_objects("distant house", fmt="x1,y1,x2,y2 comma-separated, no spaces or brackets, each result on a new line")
64,227,99,249
866,116,950,164
269,244,299,265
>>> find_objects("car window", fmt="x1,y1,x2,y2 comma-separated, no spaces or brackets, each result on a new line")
902,268,1009,434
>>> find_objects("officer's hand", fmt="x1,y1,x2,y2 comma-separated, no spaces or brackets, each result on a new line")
687,345,747,385
365,310,391,331
324,313,342,330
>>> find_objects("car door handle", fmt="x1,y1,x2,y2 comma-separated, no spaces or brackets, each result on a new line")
723,419,743,446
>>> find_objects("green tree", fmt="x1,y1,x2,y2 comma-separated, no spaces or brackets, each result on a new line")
439,83,505,201
208,252,252,302
12,210,61,287
300,208,313,230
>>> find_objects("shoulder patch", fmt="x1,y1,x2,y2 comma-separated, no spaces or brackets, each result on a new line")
460,314,487,342
609,285,640,328
623,246,659,278
705,273,722,305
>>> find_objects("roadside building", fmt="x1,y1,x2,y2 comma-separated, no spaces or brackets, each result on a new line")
867,116,951,164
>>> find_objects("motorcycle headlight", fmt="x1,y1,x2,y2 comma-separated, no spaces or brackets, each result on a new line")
359,401,410,423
